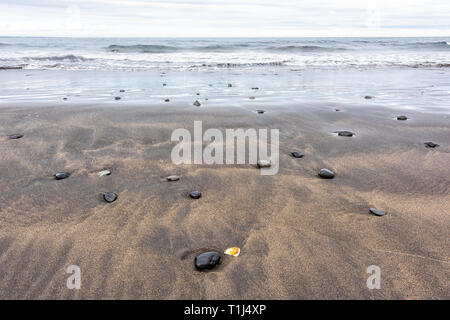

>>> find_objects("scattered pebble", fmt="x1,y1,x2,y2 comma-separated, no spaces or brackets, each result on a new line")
336,130,355,137
424,142,439,148
291,151,304,158
256,110,265,114
63,97,68,101
97,170,111,177
196,93,200,95
164,99,170,102
195,251,221,270
318,168,335,179
257,160,271,168
167,175,180,181
114,97,121,100
249,96,255,100
119,89,125,92
193,100,201,107
335,108,340,112
103,193,118,203
369,208,387,216
9,134,23,139
189,191,202,199
397,115,408,121
224,247,240,257
228,84,232,87
252,87,259,90
163,83,167,86
55,172,70,180
364,96,373,99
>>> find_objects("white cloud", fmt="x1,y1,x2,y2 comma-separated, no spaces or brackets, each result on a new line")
0,0,448,37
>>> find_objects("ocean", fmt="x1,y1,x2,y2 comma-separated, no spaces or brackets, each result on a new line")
0,37,449,112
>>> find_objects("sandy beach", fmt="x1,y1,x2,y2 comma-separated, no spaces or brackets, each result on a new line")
0,102,448,299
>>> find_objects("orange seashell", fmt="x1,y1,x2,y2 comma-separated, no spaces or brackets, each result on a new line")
224,247,240,257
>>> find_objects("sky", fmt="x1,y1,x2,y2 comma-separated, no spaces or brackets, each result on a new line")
0,0,449,37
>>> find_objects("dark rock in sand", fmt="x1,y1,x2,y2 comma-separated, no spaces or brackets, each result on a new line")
164,99,170,102
189,191,202,199
195,251,221,270
319,168,335,179
115,97,121,100
63,97,68,101
291,151,304,158
335,109,340,112
193,100,201,107
364,96,373,99
369,208,387,216
163,83,167,86
55,172,70,180
249,96,255,100
103,193,118,203
256,110,265,114
397,115,408,121
196,93,200,95
9,134,23,140
336,130,355,137
228,84,232,87
167,175,180,181
119,89,125,92
424,142,439,148
252,87,259,90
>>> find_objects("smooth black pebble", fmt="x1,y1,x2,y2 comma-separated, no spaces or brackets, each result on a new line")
115,96,121,100
369,208,387,216
424,142,439,148
319,168,335,179
397,115,408,120
336,130,355,137
291,151,304,158
9,134,23,139
256,110,265,114
55,172,70,180
195,251,221,270
189,191,202,199
103,193,118,203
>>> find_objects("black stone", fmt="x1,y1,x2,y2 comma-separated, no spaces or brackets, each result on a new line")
164,99,170,102
9,134,23,139
119,89,125,92
256,110,265,114
114,96,121,100
336,131,355,137
397,115,408,121
369,208,387,216
103,193,118,203
252,87,259,90
318,168,335,179
193,100,201,107
228,84,232,87
364,95,373,99
163,83,167,86
189,191,202,199
424,142,439,148
291,151,304,158
55,172,70,180
195,251,221,270
63,97,68,100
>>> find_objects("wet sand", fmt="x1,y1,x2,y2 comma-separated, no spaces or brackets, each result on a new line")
0,102,449,299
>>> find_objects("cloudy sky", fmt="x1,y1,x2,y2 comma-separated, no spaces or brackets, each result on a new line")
0,0,449,37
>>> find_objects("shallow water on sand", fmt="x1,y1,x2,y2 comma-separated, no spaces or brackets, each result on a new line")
0,67,449,114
